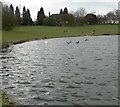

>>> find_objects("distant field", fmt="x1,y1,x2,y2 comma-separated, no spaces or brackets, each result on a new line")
2,25,119,48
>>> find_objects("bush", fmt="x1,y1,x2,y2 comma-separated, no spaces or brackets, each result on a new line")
85,14,98,25
43,17,56,26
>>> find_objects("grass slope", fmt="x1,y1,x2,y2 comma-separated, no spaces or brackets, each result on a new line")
2,25,119,48
0,91,16,107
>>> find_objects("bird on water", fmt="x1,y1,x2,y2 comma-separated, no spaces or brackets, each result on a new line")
76,41,80,43
67,41,72,44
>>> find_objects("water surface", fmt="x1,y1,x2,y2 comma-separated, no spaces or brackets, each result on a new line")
1,36,118,105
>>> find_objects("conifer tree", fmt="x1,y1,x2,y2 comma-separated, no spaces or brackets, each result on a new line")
37,7,45,25
27,9,33,25
22,6,27,25
59,9,63,15
15,6,21,25
9,4,14,15
22,6,33,25
63,7,68,15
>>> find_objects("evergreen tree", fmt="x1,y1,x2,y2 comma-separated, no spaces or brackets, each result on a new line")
22,6,27,25
63,7,68,15
23,6,26,14
9,4,14,15
15,6,21,25
22,6,33,25
27,9,33,25
37,7,45,25
59,9,63,15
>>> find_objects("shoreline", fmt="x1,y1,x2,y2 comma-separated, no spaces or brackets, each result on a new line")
0,90,17,106
2,33,120,49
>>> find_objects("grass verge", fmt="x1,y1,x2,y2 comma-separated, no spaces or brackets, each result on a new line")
0,91,17,107
2,25,119,48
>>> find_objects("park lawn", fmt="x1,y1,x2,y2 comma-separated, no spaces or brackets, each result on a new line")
2,24,119,48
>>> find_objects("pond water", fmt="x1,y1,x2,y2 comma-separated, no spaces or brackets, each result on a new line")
0,36,119,105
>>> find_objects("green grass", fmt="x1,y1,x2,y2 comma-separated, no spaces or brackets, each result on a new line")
2,25,119,48
0,91,16,107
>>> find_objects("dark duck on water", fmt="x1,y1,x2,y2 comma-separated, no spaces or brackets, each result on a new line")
76,41,80,43
67,41,72,44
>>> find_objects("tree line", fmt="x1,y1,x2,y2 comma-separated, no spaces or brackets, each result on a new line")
2,2,120,30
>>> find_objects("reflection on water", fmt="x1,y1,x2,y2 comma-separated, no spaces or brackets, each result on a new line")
0,36,119,105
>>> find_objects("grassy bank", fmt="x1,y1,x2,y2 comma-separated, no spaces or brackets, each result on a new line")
0,91,16,107
2,25,119,48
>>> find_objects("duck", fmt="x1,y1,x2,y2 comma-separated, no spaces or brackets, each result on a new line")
67,41,72,44
76,41,80,43
92,29,95,35
85,39,88,41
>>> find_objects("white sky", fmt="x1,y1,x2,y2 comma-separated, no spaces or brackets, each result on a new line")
1,0,119,21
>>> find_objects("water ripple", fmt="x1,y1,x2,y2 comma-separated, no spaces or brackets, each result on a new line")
1,36,118,105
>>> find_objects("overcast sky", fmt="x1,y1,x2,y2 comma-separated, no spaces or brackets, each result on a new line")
2,0,119,20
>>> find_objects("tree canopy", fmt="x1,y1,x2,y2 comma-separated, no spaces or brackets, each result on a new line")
85,14,98,25
2,2,119,31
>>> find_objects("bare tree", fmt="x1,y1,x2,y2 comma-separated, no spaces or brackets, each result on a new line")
75,8,87,17
115,9,120,18
106,11,115,23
